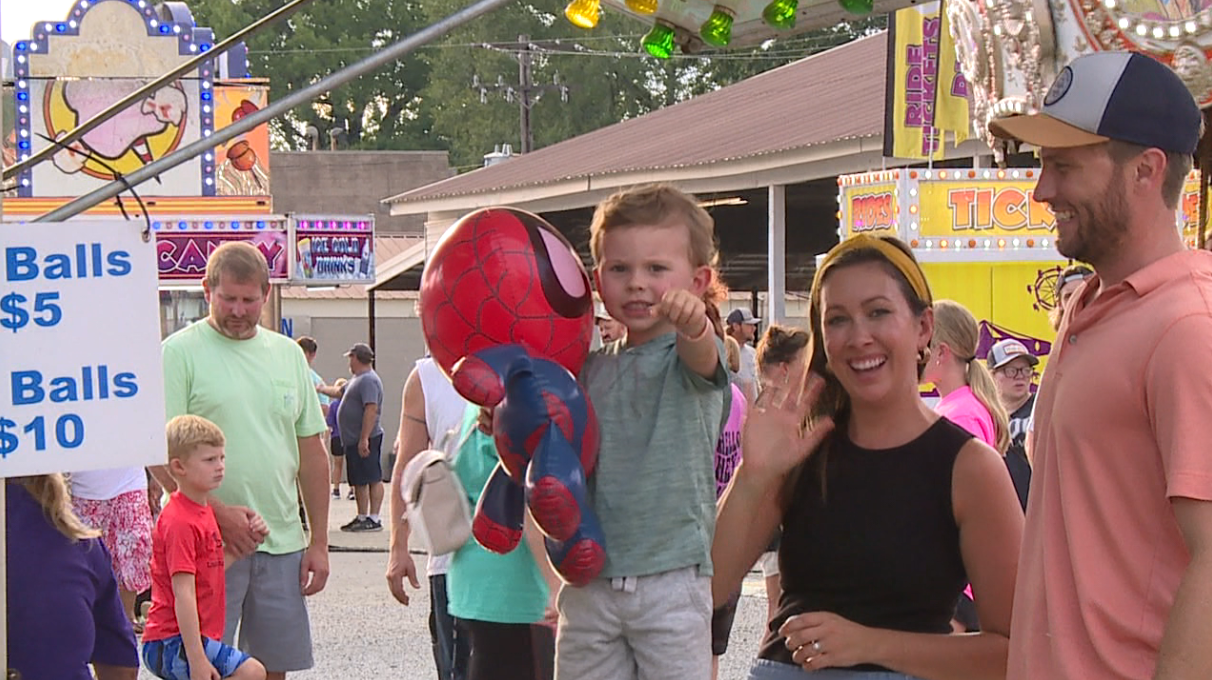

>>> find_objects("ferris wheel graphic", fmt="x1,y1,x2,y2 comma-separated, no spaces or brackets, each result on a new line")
1028,265,1064,312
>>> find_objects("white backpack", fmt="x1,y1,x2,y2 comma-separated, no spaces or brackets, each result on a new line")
400,447,473,556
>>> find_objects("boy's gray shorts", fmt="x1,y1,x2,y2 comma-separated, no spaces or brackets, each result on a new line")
223,550,314,672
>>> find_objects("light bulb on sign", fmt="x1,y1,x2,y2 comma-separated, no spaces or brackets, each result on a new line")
564,0,601,28
626,0,658,14
700,6,736,47
762,0,798,29
642,21,676,58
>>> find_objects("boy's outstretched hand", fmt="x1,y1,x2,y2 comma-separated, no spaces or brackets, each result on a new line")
652,289,709,338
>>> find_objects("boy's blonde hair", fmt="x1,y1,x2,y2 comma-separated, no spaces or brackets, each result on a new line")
166,414,226,462
589,184,719,269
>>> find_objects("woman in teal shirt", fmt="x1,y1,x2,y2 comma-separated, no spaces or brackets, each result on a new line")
447,404,561,680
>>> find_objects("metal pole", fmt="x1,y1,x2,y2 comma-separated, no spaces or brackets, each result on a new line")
34,0,515,224
368,290,377,353
0,75,7,680
5,0,318,181
767,184,787,323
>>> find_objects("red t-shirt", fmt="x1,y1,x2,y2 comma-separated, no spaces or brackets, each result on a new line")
142,492,226,642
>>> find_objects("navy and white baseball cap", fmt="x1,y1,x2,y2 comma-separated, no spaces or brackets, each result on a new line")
986,339,1039,371
989,52,1202,154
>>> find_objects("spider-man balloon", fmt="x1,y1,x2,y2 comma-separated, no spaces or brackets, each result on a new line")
419,207,605,586
420,207,594,378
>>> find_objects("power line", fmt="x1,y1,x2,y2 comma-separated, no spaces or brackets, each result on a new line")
247,34,645,54
245,33,861,61
473,35,572,153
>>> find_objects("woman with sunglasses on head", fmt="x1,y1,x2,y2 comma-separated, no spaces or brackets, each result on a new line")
712,235,1023,680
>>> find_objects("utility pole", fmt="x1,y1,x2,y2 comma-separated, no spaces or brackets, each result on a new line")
473,35,570,154
518,35,535,154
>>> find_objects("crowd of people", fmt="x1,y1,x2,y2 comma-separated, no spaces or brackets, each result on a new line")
7,49,1212,680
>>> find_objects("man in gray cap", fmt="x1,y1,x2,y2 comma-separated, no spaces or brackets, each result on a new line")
725,307,760,402
337,342,386,532
986,338,1039,510
990,52,1212,680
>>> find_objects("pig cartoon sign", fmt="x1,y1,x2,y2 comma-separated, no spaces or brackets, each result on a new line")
45,80,189,180
14,0,215,198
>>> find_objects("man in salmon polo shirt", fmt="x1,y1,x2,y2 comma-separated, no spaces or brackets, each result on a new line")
990,52,1212,680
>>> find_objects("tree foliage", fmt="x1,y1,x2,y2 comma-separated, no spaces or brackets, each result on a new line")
187,0,885,164
189,0,437,150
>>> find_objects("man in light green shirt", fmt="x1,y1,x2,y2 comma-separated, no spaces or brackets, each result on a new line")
160,242,329,678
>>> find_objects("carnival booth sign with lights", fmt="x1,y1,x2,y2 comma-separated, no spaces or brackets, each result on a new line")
12,0,221,198
839,168,1065,390
152,216,292,282
6,0,273,223
839,167,1212,388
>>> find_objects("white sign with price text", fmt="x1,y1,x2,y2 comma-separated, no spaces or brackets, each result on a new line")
0,221,166,477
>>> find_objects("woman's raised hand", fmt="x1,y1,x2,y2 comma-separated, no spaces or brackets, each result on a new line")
738,367,834,488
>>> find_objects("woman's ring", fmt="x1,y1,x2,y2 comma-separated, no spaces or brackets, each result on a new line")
811,640,823,654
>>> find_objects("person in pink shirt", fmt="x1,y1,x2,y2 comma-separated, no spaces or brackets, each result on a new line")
920,300,1008,454
920,300,1010,634
990,51,1212,680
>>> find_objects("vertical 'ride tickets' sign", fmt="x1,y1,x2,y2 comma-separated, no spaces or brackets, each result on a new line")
884,1,971,160
0,221,166,477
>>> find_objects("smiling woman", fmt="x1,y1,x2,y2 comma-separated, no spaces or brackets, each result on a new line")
712,234,1024,680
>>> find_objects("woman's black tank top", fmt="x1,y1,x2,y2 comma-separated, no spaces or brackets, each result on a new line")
758,417,973,669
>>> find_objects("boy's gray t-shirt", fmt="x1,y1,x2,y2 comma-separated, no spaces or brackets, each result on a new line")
581,332,730,578
337,369,384,446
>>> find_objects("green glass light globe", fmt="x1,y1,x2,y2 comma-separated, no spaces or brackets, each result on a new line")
642,22,676,59
700,6,735,47
763,0,798,29
838,0,873,15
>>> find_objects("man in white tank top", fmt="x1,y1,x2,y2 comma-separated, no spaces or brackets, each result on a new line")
387,356,472,680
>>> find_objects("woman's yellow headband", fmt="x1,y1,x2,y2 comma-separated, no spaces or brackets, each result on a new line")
810,234,932,307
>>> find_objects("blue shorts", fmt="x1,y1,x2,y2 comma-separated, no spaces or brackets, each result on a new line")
344,433,383,486
748,659,924,680
142,635,252,680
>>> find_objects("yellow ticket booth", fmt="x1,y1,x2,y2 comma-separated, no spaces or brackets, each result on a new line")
838,167,1206,386
839,168,1065,377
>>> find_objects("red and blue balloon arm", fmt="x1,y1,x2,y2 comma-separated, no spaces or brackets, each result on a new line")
545,516,607,588
526,424,585,542
453,343,605,585
471,463,525,554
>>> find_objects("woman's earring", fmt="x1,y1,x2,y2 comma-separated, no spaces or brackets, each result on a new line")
918,346,932,364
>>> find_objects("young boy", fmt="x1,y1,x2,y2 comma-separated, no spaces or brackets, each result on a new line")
142,415,267,680
557,184,731,679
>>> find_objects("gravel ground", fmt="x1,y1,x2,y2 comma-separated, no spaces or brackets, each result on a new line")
138,493,772,680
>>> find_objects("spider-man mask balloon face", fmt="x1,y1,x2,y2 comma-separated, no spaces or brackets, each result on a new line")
420,207,594,377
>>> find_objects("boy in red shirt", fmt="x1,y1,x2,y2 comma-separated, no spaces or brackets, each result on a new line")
142,415,267,680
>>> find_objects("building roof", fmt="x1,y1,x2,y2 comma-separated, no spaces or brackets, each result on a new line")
384,31,888,209
280,235,421,299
